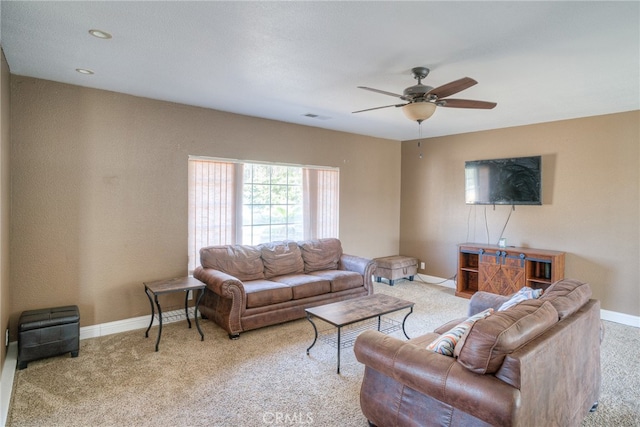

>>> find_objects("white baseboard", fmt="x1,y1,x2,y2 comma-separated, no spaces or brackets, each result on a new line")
416,274,640,328
1,342,17,427
600,309,640,328
79,314,152,340
79,307,197,340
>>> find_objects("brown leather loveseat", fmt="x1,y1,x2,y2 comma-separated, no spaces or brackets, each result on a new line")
354,279,601,427
194,238,375,338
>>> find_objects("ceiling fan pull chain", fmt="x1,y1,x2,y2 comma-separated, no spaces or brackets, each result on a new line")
418,122,424,159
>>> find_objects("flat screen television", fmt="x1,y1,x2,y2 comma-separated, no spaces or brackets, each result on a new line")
465,155,542,205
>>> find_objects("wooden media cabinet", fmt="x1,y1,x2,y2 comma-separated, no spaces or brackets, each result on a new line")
456,243,565,298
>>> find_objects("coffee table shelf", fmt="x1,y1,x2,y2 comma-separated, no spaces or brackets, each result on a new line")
305,294,414,374
315,316,404,349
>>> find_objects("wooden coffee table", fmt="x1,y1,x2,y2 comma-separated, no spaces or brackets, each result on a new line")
305,293,414,373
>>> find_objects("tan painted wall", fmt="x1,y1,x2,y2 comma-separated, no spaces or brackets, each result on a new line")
8,72,638,339
401,111,640,317
9,76,401,336
1,49,10,365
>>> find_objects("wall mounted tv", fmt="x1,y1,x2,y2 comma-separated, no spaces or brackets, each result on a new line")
465,155,542,205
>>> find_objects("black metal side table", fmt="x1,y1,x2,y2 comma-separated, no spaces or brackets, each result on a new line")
144,276,205,351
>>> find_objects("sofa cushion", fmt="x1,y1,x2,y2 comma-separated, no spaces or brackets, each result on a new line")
308,270,363,292
298,238,342,273
244,280,293,308
426,308,493,356
540,278,592,320
498,287,542,311
456,299,558,374
270,274,331,299
260,241,304,279
200,245,265,281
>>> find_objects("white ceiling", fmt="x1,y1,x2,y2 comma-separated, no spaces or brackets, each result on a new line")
1,1,638,141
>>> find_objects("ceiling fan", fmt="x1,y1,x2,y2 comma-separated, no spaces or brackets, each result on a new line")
353,67,497,123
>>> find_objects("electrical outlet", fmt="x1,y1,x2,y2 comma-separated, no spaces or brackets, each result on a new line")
187,290,193,301
420,262,426,270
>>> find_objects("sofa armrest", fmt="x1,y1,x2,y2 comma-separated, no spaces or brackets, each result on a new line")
193,266,247,337
354,330,519,426
433,317,468,334
340,254,376,294
193,266,245,299
468,291,510,316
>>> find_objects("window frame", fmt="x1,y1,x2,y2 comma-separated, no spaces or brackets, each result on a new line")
188,155,339,272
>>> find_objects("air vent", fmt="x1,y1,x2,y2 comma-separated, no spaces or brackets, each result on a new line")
303,113,331,120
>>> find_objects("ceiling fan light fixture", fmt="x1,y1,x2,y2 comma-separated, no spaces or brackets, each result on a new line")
402,102,436,123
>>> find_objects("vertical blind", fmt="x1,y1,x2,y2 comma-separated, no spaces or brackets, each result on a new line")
188,160,239,272
303,168,339,239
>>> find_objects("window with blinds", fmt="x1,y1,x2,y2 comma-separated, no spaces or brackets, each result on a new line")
188,156,339,272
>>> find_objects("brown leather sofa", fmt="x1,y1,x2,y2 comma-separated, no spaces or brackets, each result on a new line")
194,238,375,338
354,279,601,427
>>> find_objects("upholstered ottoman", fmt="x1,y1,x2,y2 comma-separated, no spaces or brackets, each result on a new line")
374,256,418,286
18,305,80,369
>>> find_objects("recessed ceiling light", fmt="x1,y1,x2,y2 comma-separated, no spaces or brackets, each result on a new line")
89,29,112,39
76,68,94,75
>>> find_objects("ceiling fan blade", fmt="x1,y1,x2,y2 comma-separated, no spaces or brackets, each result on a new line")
352,103,406,114
439,99,497,109
357,86,404,99
428,77,477,99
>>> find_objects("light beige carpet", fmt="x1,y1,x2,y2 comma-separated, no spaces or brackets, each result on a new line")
7,281,640,426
